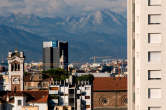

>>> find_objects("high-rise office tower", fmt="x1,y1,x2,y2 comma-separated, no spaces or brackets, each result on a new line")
128,0,163,110
43,41,68,71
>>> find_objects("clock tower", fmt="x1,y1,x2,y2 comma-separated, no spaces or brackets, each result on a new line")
8,49,25,91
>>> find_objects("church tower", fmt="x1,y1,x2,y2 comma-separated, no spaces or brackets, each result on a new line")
8,49,25,91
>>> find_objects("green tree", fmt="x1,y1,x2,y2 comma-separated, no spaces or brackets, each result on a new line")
42,68,69,81
76,74,94,82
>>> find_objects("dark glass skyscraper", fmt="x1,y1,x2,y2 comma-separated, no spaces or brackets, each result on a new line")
43,41,68,71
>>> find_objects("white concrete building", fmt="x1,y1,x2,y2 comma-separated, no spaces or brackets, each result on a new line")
0,91,48,110
128,0,164,110
77,84,91,110
49,76,92,110
76,73,111,77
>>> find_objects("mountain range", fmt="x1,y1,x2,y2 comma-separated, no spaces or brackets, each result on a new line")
0,10,126,63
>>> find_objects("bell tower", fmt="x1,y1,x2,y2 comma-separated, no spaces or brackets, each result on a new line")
8,49,25,91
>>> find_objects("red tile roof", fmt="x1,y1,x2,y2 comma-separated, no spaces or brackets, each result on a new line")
0,90,48,103
93,77,127,91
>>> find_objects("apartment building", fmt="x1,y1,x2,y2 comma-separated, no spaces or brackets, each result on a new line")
54,106,72,110
128,0,164,110
0,91,48,110
24,73,51,90
49,75,92,110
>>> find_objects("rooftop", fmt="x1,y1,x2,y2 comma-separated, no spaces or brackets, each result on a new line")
0,91,48,103
93,77,127,91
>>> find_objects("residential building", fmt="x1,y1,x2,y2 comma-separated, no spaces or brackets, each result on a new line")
0,91,48,110
0,75,3,91
93,77,127,110
77,82,92,110
49,75,92,110
128,0,163,110
43,41,68,71
2,73,10,91
24,62,43,72
54,106,72,110
22,106,39,110
24,73,51,90
0,65,5,72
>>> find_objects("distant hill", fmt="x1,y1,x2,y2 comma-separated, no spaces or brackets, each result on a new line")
0,25,45,61
0,10,127,63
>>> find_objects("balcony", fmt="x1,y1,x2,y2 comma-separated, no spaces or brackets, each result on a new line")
49,90,59,95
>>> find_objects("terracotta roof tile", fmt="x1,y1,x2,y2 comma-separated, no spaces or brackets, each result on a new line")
0,90,48,103
93,77,127,91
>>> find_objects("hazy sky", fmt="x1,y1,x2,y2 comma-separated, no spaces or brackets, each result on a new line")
0,0,126,17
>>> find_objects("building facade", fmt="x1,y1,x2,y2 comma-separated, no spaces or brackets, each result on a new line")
24,73,51,90
43,41,68,71
128,0,164,110
54,106,72,110
93,77,127,110
49,75,92,110
0,91,48,110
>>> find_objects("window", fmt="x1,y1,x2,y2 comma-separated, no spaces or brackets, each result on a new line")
69,89,74,94
85,96,90,99
148,88,161,99
148,14,161,24
148,33,161,44
148,70,161,80
18,100,22,106
148,0,161,6
64,108,68,110
86,105,90,108
69,98,74,103
85,87,90,90
148,107,161,110
11,61,20,71
148,51,161,63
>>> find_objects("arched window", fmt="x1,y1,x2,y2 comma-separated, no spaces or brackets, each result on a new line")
11,61,20,71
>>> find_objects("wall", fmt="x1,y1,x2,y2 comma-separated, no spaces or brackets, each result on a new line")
32,103,48,110
93,91,127,110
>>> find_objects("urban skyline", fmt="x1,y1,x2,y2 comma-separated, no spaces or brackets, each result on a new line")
0,0,127,63
0,0,127,110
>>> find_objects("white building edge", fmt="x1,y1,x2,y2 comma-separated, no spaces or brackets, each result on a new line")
128,0,164,110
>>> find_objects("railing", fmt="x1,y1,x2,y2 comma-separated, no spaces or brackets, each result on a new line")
49,90,59,94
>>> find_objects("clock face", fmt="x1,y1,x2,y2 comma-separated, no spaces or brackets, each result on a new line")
12,77,20,84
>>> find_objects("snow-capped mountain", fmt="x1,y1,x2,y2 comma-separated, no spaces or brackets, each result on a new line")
0,10,126,62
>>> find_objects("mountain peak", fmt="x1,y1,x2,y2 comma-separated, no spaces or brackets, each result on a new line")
0,9,126,62
93,11,103,24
